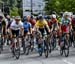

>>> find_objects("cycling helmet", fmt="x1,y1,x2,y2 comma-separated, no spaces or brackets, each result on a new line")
15,16,21,22
63,11,69,17
60,12,63,16
15,16,21,20
52,14,56,19
38,15,43,20
23,16,27,21
31,15,34,19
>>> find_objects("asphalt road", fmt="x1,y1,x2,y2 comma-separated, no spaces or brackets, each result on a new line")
0,46,75,64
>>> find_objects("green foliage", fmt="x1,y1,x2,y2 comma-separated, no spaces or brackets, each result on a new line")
18,8,23,17
0,0,23,16
10,7,19,16
45,0,75,14
8,0,17,7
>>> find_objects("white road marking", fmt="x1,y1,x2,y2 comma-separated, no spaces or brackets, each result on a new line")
25,61,42,64
63,59,73,64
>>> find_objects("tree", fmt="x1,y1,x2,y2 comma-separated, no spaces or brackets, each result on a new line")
8,0,17,8
10,7,19,16
44,0,75,14
0,0,22,16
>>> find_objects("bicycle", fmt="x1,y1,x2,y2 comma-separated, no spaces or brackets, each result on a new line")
37,31,49,58
11,35,20,59
60,33,69,57
23,33,32,55
43,34,49,58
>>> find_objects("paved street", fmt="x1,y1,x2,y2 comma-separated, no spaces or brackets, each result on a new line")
0,46,75,64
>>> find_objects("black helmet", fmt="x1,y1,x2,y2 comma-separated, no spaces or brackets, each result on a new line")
31,15,34,19
38,15,43,20
60,12,63,16
23,16,27,21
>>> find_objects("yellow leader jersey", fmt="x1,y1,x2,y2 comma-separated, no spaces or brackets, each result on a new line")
35,19,48,28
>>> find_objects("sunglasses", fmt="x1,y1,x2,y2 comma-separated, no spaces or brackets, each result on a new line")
15,19,20,21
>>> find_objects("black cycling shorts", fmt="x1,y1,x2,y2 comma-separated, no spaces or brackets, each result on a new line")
24,31,28,36
72,26,75,31
3,28,6,35
11,30,19,37
39,28,45,36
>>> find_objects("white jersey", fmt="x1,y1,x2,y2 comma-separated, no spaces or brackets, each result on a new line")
10,20,23,30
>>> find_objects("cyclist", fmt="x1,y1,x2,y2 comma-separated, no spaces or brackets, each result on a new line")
5,15,12,45
23,16,32,37
71,15,75,47
35,15,50,36
72,15,75,33
26,15,36,28
30,16,36,28
47,15,52,29
0,16,7,39
49,14,59,44
60,12,71,47
58,12,63,25
22,16,33,54
0,15,7,49
10,16,23,48
50,14,59,32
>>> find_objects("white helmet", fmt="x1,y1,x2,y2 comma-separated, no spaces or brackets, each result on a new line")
52,14,56,19
63,11,69,17
15,16,21,20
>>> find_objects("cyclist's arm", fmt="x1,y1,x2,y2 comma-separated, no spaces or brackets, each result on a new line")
9,28,13,38
29,24,32,34
51,24,53,32
56,19,59,30
2,20,7,34
35,21,39,28
69,20,72,31
44,20,50,32
9,22,14,38
20,22,24,36
34,21,40,32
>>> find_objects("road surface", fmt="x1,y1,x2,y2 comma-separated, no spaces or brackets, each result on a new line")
0,46,75,64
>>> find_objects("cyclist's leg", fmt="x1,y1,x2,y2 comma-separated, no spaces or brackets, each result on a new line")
39,28,45,36
10,30,16,48
45,26,49,35
66,26,70,46
15,30,20,47
2,27,7,45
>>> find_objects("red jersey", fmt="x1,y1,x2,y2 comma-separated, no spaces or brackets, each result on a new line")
51,19,58,24
30,19,36,27
72,18,75,26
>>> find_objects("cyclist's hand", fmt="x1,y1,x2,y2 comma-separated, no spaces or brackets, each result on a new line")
27,32,30,35
48,30,50,33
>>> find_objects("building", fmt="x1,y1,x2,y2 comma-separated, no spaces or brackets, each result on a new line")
22,0,45,16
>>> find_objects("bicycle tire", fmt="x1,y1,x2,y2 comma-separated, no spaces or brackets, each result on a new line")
44,49,48,58
64,46,69,57
15,48,20,59
60,48,63,56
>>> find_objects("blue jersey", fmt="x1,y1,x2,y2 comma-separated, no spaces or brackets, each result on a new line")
61,18,70,26
23,22,31,32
